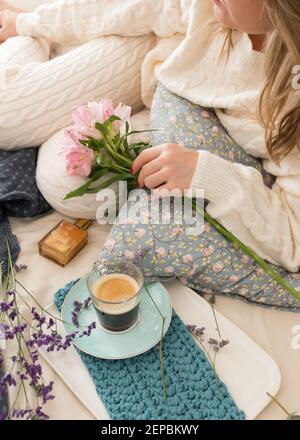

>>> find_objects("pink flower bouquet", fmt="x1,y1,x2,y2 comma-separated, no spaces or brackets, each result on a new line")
62,99,153,200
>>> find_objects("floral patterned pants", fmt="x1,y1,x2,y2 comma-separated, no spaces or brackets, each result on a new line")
99,83,300,312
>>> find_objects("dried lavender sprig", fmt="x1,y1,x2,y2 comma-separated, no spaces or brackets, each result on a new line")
186,322,230,387
1,243,96,419
71,298,92,327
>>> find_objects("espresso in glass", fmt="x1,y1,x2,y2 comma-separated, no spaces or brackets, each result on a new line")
88,261,143,333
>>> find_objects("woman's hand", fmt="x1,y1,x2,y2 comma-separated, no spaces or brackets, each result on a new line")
0,10,18,42
132,143,199,196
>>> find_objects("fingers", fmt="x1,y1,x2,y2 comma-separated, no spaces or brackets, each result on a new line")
131,144,164,174
137,158,162,187
143,171,166,189
151,185,173,199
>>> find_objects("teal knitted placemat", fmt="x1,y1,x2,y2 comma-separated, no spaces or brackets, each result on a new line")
54,280,245,420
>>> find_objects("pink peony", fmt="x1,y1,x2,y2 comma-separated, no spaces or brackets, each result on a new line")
62,127,85,150
65,145,94,177
88,99,115,123
71,99,131,139
72,99,115,139
113,103,131,131
72,106,99,139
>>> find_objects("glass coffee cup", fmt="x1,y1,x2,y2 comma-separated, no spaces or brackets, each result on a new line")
87,260,144,333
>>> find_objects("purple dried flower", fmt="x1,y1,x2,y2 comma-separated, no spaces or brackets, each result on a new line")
37,381,55,405
31,308,47,328
208,338,219,346
0,410,7,421
12,408,33,419
12,324,27,336
83,298,91,308
14,263,28,272
34,406,49,420
219,339,230,348
8,310,17,321
47,318,55,329
72,298,92,327
2,373,17,387
0,301,13,312
195,326,206,338
30,350,39,363
79,322,96,338
186,325,197,333
24,361,42,386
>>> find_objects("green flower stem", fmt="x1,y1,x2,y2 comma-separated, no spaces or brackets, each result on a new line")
193,333,219,386
86,173,134,193
192,201,300,304
266,393,290,417
209,302,222,340
266,393,300,419
109,163,130,174
144,285,167,401
101,136,133,168
64,168,109,200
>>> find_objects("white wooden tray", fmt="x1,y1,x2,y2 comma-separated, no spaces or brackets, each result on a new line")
39,280,281,420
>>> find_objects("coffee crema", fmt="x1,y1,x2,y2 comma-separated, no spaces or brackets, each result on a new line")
93,273,139,302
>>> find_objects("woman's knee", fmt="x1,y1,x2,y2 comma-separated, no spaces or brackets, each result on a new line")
149,83,268,177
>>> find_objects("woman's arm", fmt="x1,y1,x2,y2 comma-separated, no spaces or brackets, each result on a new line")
15,0,190,44
190,150,300,272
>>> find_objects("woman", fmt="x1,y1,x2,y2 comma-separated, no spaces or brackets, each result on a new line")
2,0,300,310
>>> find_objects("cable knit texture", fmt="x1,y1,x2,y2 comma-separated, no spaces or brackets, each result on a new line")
0,33,156,149
54,280,245,420
4,0,300,271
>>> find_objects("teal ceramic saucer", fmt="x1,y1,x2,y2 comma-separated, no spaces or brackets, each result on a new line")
61,277,172,359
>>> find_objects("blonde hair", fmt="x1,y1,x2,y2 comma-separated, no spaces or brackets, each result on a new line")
259,1,300,165
219,1,300,165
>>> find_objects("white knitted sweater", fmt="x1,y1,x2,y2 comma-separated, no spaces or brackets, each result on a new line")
16,0,300,272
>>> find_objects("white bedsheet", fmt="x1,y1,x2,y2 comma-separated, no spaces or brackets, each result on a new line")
9,211,300,420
